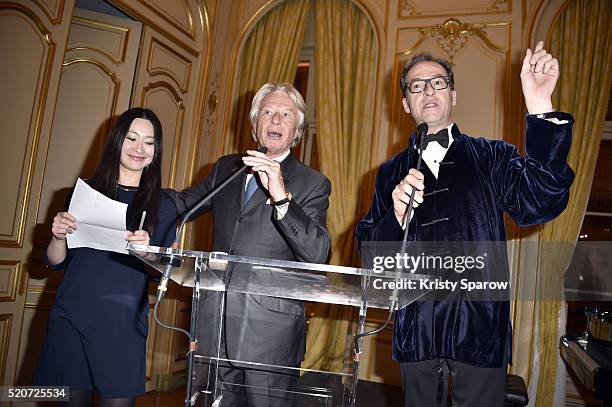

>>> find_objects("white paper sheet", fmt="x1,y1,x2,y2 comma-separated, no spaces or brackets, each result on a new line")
66,178,129,254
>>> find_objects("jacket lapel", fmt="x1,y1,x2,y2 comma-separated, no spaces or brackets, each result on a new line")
226,168,247,214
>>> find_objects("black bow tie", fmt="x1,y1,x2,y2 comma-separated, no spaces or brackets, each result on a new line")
422,128,449,149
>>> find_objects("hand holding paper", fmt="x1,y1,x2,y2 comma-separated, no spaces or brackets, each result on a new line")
51,212,78,241
66,178,131,254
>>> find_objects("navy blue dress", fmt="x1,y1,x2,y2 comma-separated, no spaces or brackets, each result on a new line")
34,187,176,398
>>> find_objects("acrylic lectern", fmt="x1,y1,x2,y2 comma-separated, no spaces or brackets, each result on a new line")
128,244,431,407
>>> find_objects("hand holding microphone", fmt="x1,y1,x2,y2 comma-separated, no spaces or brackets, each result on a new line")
392,169,425,225
155,146,268,302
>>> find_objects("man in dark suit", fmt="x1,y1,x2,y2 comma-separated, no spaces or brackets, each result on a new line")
356,42,574,406
167,82,330,406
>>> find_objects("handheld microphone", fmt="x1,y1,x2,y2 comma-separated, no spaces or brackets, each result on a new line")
155,146,268,302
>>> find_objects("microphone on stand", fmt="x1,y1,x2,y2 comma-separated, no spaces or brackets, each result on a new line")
350,124,430,407
353,123,429,352
155,146,268,302
389,122,428,308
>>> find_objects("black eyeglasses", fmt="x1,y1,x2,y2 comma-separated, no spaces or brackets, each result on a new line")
407,76,452,94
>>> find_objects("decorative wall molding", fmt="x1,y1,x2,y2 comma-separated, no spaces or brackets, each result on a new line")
0,4,56,248
400,0,510,19
403,18,508,62
30,0,66,24
146,37,192,93
140,81,185,188
137,0,195,40
66,15,131,64
0,262,20,302
0,314,12,384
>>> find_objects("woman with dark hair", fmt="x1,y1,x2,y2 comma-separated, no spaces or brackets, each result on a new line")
34,108,176,407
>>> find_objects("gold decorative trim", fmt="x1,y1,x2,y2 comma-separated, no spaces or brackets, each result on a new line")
25,287,58,295
0,314,12,384
66,16,131,64
545,0,571,48
146,37,192,93
62,57,121,121
0,261,20,302
136,0,195,40
207,73,219,113
108,0,198,57
140,82,185,189
239,0,277,43
490,0,509,10
196,0,208,35
0,4,56,248
186,0,211,187
183,0,211,248
24,302,54,309
30,0,66,24
146,300,157,379
401,0,421,17
399,0,510,19
401,18,508,63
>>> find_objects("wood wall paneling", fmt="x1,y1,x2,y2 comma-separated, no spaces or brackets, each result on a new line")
68,15,131,64
138,0,195,40
145,300,158,390
140,82,185,189
0,262,20,303
0,8,56,247
113,0,201,55
147,37,193,94
0,0,212,391
0,315,13,384
15,306,50,386
0,0,74,388
134,28,193,189
169,298,191,374
35,7,142,235
30,0,66,23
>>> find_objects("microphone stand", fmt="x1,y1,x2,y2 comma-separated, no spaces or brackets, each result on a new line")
148,146,267,406
349,124,428,406
156,145,268,303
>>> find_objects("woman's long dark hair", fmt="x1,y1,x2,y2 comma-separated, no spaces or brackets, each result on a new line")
88,108,163,234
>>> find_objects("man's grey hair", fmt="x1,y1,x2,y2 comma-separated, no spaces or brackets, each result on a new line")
249,82,306,147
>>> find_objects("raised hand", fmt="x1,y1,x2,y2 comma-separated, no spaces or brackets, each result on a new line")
241,149,287,202
520,40,559,114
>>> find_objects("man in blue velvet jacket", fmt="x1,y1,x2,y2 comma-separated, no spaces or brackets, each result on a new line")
355,41,574,406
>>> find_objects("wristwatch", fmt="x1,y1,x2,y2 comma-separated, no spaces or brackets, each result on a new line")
272,192,292,206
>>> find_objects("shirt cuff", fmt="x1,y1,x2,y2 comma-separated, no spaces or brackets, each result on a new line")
527,111,569,124
275,202,290,219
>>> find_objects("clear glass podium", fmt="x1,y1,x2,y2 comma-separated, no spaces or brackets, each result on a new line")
128,244,431,407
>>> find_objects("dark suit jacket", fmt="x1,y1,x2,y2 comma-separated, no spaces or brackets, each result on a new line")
356,113,574,367
167,152,331,367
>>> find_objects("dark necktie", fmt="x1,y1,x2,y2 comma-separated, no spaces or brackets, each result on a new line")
423,128,449,149
243,176,259,208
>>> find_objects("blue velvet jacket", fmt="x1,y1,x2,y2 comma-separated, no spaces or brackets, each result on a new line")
355,113,574,367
